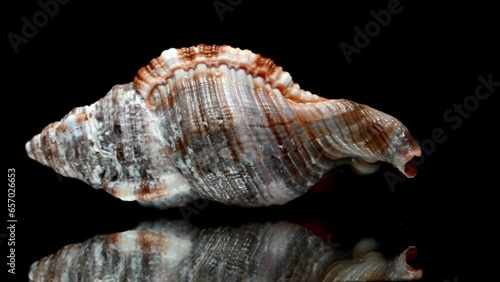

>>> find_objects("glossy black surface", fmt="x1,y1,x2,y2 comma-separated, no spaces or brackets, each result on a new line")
6,1,496,281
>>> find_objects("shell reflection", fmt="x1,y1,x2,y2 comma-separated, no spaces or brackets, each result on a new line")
29,220,422,281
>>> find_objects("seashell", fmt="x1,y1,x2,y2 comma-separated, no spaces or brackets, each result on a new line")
29,220,422,281
26,44,421,208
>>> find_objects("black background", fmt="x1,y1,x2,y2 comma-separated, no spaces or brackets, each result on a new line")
4,0,498,281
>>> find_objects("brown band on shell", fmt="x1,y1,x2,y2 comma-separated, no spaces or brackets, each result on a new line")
133,44,325,111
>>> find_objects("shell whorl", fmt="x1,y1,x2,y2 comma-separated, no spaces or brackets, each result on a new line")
134,45,327,110
26,44,421,208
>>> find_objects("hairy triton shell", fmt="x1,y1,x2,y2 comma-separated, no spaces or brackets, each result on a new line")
26,44,421,208
29,220,422,281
